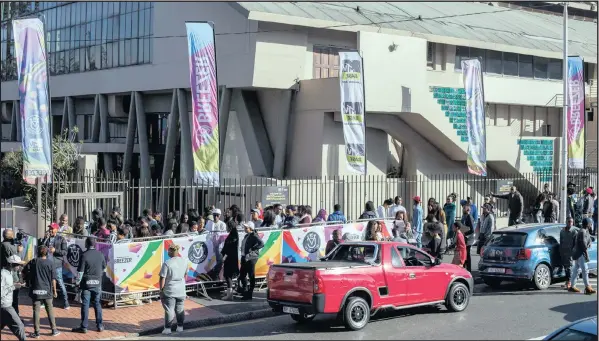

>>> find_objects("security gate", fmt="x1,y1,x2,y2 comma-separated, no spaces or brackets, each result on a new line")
56,192,124,222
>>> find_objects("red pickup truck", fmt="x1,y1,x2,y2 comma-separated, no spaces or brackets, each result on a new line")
267,241,473,330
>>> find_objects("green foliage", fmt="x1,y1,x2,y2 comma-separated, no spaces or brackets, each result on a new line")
0,127,82,220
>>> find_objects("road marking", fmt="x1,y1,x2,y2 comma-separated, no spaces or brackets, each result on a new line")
528,336,546,340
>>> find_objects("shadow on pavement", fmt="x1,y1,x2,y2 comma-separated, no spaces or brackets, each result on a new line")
550,301,599,323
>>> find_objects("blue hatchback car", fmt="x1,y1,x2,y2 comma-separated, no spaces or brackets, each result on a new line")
478,223,598,290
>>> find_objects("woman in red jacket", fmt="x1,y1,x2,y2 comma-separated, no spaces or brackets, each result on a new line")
451,222,467,267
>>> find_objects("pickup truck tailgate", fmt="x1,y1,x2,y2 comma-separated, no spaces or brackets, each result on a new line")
268,264,315,303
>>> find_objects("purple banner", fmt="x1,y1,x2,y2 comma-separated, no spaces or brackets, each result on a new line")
13,18,52,184
185,22,219,186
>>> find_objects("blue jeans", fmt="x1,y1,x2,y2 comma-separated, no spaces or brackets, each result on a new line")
80,287,103,329
570,256,590,288
161,296,185,329
55,267,69,308
414,232,422,248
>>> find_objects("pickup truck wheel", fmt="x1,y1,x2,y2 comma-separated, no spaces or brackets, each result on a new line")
290,313,315,324
532,264,551,290
343,297,370,331
445,282,470,312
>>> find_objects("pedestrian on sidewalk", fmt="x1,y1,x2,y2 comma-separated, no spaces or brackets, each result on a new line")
491,186,523,226
221,220,240,301
327,204,347,224
1,255,26,341
559,217,577,290
23,245,59,338
159,243,188,335
238,222,264,300
39,223,70,310
72,237,106,334
412,196,424,248
451,222,467,267
568,218,596,295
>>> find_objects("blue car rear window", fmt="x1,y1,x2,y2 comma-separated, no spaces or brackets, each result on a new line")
487,232,528,247
550,328,596,341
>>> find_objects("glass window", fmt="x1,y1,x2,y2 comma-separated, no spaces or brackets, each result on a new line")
470,48,485,72
397,247,433,267
534,56,548,79
455,46,470,70
124,40,131,65
487,232,528,247
119,14,126,39
131,11,138,38
118,40,125,66
427,42,434,68
391,248,403,268
518,54,533,78
125,12,132,39
486,50,502,74
503,52,518,76
131,38,138,64
79,2,86,23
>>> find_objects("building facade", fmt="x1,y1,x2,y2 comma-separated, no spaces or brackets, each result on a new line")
1,1,597,186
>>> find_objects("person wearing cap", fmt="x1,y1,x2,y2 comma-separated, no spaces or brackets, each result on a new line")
23,245,59,338
478,204,495,255
568,218,596,295
72,237,106,334
250,209,264,227
412,196,423,248
583,187,595,221
159,243,187,335
208,208,226,232
1,254,26,341
238,222,264,300
491,186,523,226
40,222,70,310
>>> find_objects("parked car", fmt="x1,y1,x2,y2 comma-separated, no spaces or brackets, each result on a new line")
543,316,597,340
478,223,598,290
267,241,473,331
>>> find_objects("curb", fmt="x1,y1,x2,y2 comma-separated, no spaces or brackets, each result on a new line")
106,308,276,339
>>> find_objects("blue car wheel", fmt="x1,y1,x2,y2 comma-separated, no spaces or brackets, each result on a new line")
533,264,552,290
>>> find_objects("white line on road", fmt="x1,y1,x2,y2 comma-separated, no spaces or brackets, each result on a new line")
528,336,546,340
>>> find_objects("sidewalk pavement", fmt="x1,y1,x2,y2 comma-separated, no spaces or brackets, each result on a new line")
1,290,273,340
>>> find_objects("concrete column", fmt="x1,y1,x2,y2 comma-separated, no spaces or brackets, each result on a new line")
98,94,113,172
10,100,21,141
66,97,76,131
91,95,101,143
218,86,232,169
123,91,137,174
60,97,68,133
159,89,180,214
134,91,152,209
273,90,295,178
177,89,193,185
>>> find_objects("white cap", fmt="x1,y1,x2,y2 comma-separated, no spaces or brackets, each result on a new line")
7,255,23,264
243,221,255,230
212,208,222,215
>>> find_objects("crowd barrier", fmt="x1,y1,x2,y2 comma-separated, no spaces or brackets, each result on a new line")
15,219,396,308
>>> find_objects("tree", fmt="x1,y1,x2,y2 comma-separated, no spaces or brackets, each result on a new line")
0,127,82,221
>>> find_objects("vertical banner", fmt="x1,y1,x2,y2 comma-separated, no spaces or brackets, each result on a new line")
185,22,220,185
339,51,366,175
567,56,585,169
461,59,488,176
13,18,52,184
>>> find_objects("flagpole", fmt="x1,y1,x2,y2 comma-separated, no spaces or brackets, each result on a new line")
560,2,568,224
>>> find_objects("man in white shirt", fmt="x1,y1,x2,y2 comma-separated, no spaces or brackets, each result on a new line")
390,196,407,218
377,199,393,219
209,209,227,232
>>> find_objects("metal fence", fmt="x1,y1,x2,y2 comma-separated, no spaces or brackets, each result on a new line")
2,169,594,230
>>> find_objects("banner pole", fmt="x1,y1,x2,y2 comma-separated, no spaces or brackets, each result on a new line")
560,3,568,224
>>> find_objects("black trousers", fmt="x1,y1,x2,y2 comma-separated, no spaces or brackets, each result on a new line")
239,258,257,295
464,245,472,272
12,289,19,314
1,306,25,341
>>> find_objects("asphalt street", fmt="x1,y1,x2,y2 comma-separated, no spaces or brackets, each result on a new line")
135,252,598,341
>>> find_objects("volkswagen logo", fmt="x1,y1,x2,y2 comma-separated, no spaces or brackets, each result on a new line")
67,244,82,268
303,232,321,254
188,241,208,264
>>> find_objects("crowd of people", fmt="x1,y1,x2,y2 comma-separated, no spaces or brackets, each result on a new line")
1,183,596,340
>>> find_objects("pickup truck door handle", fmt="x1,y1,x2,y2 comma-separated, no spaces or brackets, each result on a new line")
409,273,416,279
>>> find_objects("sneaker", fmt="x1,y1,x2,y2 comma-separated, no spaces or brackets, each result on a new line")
51,330,61,337
568,287,582,293
29,332,40,339
584,286,597,295
71,327,87,334
162,328,172,335
176,326,184,333
97,325,105,332
64,306,70,310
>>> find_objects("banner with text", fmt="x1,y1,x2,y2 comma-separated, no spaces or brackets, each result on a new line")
462,59,487,176
567,56,585,169
63,238,114,285
185,22,220,185
112,240,163,292
13,18,53,184
339,51,366,175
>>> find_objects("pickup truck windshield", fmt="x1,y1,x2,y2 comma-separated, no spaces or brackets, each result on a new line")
328,244,378,264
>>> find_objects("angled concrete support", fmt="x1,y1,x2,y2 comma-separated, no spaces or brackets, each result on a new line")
98,94,113,172
159,89,180,215
10,100,21,142
218,86,231,169
66,97,76,131
177,89,193,185
123,91,137,174
134,91,152,209
272,90,295,178
91,95,101,143
60,97,68,132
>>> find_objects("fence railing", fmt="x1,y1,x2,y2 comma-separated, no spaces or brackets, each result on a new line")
2,169,596,231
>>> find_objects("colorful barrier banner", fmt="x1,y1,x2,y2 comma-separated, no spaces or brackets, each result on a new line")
20,234,37,263
112,240,162,292
185,22,220,186
339,51,366,175
567,56,585,169
63,237,114,285
461,59,487,176
12,18,53,184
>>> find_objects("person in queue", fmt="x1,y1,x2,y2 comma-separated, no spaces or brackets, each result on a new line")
73,216,89,236
163,221,177,236
57,214,72,234
478,204,495,255
299,205,313,224
412,196,424,248
283,205,299,228
262,210,279,229
1,255,26,341
176,218,189,234
568,218,596,294
392,210,412,241
328,204,347,224
88,208,104,235
360,201,377,220
93,217,111,241
390,196,407,218
116,226,131,244
221,220,240,301
107,222,118,244
108,206,124,227
23,245,59,338
425,217,443,259
72,237,106,334
238,222,264,300
273,204,284,226
451,222,467,267
377,199,393,219
313,209,328,223
250,208,263,227
40,223,69,310
443,195,457,240
210,209,227,232
364,220,378,241
159,243,187,335
326,229,343,254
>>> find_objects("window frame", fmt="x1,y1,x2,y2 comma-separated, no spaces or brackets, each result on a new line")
312,45,342,79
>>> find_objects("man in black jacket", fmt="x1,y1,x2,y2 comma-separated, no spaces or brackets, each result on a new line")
39,223,70,309
491,186,523,226
238,222,264,300
72,237,106,334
